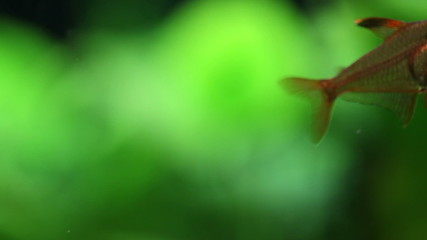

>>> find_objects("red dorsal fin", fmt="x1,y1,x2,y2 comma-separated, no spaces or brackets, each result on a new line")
355,17,407,39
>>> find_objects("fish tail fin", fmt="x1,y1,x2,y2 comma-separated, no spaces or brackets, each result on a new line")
281,77,336,143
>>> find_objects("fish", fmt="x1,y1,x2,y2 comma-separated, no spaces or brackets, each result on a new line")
282,17,427,143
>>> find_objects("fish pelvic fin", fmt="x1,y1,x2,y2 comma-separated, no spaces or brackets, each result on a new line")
355,17,406,39
281,77,336,144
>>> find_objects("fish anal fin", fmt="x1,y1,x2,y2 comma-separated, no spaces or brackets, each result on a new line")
341,92,417,126
355,17,406,39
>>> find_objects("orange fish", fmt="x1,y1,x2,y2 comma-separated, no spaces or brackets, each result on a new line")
283,17,427,143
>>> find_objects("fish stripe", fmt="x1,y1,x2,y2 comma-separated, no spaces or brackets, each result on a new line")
336,47,416,90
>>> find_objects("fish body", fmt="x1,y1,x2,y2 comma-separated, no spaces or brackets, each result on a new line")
283,17,427,143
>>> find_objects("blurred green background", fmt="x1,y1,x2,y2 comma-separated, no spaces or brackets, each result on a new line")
0,0,426,239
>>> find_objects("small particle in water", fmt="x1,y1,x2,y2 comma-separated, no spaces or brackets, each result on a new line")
356,129,362,134
66,230,71,234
